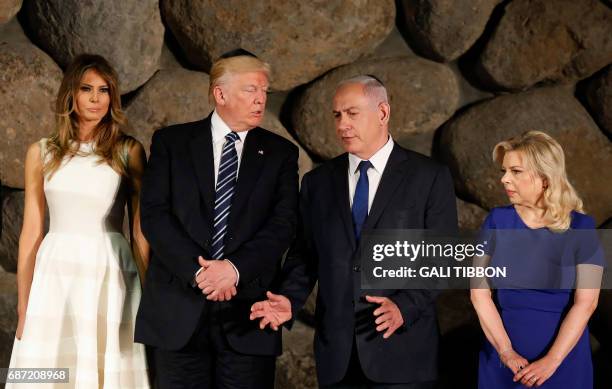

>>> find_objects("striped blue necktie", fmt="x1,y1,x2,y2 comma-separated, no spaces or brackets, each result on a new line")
211,131,240,259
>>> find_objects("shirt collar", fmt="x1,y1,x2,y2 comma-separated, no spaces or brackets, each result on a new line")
211,110,248,143
348,135,394,175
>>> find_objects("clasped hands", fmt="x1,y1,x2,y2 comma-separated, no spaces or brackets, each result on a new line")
500,349,561,387
249,293,404,338
195,256,237,301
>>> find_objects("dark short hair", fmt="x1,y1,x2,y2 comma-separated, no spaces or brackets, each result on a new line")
218,48,258,60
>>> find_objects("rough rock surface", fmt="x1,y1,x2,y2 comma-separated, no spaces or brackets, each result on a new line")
125,68,313,176
439,86,612,224
0,34,62,189
457,198,488,230
2,190,19,273
292,56,460,159
399,0,501,61
479,0,612,90
275,321,316,389
25,0,164,93
0,0,21,24
161,0,395,91
585,66,612,137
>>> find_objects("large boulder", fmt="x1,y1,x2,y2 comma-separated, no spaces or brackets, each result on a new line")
366,26,416,60
439,86,612,224
479,0,612,90
0,33,62,189
585,66,612,138
275,320,316,389
399,0,501,61
292,56,460,159
161,0,395,91
25,0,164,93
0,266,17,371
125,68,313,177
0,0,21,24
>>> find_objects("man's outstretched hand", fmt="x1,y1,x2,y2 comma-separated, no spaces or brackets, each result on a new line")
365,295,404,339
250,291,292,331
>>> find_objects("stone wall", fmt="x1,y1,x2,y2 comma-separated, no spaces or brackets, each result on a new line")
1,1,611,388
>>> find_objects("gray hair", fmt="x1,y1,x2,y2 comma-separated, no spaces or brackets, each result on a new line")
336,75,388,107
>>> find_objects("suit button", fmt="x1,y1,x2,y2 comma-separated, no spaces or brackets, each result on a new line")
353,265,360,272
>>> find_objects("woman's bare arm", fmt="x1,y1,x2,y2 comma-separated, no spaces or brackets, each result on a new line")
126,140,150,281
16,142,46,338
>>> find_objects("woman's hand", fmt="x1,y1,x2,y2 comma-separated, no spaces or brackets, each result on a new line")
499,349,529,374
513,354,561,387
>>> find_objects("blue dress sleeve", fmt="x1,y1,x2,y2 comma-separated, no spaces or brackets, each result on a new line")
572,213,606,268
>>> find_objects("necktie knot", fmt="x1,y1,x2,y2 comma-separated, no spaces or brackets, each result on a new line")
226,131,240,143
357,160,372,175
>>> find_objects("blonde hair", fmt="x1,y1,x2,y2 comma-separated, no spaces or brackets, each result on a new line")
493,130,583,230
44,54,134,178
208,55,271,104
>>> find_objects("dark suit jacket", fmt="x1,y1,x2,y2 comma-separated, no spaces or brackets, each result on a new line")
135,114,298,356
279,143,457,385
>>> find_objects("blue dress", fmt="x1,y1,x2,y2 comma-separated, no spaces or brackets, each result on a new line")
477,205,604,389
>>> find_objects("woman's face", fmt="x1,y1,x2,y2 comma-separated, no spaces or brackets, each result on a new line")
74,69,110,125
500,150,546,206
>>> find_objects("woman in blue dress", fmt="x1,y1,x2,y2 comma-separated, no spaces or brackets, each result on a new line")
471,130,604,388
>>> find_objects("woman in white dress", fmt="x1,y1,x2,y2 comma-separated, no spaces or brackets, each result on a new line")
8,54,150,388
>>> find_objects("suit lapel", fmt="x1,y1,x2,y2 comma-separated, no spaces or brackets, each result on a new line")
227,128,266,238
190,115,216,224
331,155,357,250
363,144,409,230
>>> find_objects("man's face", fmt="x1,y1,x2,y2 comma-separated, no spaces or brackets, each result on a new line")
217,71,268,131
332,83,388,159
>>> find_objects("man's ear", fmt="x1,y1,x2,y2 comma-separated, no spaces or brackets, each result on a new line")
213,85,226,106
379,102,390,125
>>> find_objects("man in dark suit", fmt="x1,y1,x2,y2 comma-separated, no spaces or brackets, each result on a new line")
135,51,299,388
251,75,457,388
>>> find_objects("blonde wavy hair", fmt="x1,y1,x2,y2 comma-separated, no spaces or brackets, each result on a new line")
44,54,135,178
493,130,584,231
208,55,270,105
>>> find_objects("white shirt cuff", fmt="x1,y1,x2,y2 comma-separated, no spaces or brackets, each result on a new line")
225,259,240,286
192,267,204,288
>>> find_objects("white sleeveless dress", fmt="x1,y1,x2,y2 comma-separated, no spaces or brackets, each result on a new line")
7,139,150,388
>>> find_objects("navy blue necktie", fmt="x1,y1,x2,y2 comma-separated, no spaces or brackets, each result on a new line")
352,160,372,240
211,131,240,259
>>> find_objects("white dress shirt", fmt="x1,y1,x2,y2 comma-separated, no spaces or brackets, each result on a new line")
194,110,247,286
348,136,394,212
211,110,248,186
